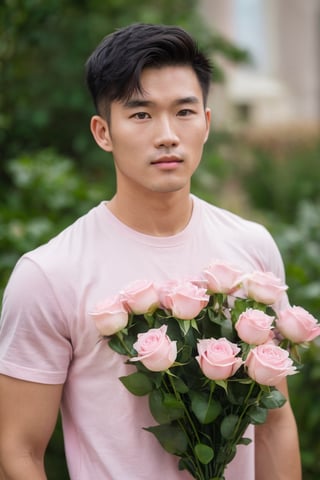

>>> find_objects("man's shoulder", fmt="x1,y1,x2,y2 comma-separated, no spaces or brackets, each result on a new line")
20,202,105,273
194,195,283,276
195,195,267,235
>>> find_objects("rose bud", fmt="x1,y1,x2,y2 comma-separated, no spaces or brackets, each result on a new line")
89,295,128,336
276,306,320,343
203,260,243,294
235,308,274,345
122,279,159,314
131,325,177,372
196,337,242,380
245,344,297,386
241,271,288,305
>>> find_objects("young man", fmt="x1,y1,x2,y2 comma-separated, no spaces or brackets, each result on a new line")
0,24,301,479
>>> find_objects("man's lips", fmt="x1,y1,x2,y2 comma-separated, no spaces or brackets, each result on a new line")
151,156,183,167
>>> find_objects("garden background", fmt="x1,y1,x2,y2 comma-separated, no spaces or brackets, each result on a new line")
1,1,319,479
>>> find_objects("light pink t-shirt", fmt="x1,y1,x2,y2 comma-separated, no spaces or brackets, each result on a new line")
0,195,288,479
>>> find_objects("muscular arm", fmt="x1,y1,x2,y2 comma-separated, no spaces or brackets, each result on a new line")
0,375,63,480
255,379,301,480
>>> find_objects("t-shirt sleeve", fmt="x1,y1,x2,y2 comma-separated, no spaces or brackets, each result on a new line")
257,225,290,309
0,256,72,384
262,227,286,278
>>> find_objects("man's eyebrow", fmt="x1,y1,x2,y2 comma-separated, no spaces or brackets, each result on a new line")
174,96,200,106
123,96,200,109
123,99,154,109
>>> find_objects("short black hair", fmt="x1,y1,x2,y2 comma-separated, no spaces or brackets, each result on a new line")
86,23,212,117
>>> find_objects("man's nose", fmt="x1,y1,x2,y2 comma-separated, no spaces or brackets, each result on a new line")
154,117,179,148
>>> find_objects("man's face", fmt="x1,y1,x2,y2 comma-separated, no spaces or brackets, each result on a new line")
99,65,211,197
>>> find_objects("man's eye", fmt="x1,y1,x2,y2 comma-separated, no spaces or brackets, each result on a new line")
131,112,150,119
178,109,195,116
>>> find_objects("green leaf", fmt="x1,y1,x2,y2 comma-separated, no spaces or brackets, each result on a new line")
149,390,184,424
108,336,128,355
178,344,193,363
179,320,192,335
233,377,253,384
232,298,248,317
237,437,252,446
149,371,163,389
252,301,268,311
248,406,268,424
261,388,287,409
143,313,155,327
290,344,302,363
163,393,184,409
194,443,214,464
220,414,239,439
227,381,247,405
145,424,188,454
215,379,228,393
190,391,222,424
215,442,237,465
221,317,234,340
171,376,189,394
208,308,224,325
191,318,200,332
119,372,153,396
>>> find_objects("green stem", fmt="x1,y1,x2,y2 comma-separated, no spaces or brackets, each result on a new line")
214,383,263,478
239,383,264,435
167,373,202,444
116,332,133,356
165,373,206,480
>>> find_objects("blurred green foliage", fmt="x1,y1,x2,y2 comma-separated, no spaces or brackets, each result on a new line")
237,132,320,222
274,201,320,479
1,1,319,479
0,149,106,299
275,201,320,316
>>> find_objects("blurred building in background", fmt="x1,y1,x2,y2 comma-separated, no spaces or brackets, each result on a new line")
200,0,320,130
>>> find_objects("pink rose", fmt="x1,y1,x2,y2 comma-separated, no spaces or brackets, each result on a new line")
202,260,243,294
245,344,297,386
122,279,159,314
276,306,320,343
235,308,274,345
241,271,288,305
158,279,181,310
196,338,242,380
164,281,210,320
131,325,177,371
89,295,128,336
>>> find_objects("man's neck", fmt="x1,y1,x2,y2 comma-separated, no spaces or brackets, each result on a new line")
107,190,193,237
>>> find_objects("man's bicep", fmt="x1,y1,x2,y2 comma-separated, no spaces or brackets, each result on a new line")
0,375,63,464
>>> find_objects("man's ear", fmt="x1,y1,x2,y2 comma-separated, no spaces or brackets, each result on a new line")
204,108,211,143
90,115,113,152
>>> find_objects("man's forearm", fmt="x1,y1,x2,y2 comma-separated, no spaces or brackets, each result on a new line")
255,405,301,480
0,455,46,480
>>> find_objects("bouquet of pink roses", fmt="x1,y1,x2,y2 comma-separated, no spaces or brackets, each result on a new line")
90,261,320,480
